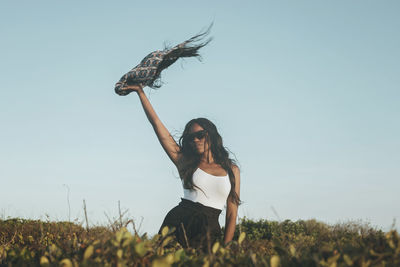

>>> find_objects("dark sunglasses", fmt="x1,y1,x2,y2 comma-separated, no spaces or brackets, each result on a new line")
187,130,207,141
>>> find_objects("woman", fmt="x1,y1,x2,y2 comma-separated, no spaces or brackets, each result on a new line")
122,84,241,251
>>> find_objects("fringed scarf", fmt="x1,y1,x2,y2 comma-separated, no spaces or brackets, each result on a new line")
115,24,212,96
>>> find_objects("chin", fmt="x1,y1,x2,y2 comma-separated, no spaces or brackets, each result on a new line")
196,149,204,154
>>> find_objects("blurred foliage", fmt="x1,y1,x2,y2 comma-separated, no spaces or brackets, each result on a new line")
0,217,399,266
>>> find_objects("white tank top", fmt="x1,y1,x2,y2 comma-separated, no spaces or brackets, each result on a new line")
182,167,231,210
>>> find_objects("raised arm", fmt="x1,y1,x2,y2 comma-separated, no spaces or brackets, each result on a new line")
123,84,181,167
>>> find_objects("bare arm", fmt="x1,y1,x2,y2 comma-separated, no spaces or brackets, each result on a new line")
124,85,181,167
224,165,241,244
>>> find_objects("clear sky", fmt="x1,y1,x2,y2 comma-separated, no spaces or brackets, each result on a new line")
1,0,399,235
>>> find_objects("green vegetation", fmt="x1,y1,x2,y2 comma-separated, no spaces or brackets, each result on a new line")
0,217,399,266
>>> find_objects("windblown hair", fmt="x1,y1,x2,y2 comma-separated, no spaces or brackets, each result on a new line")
177,118,241,206
148,23,213,89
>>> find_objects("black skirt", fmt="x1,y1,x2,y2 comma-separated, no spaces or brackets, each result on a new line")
158,198,222,251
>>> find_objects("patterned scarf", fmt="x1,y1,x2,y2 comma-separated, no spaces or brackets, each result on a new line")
115,24,212,96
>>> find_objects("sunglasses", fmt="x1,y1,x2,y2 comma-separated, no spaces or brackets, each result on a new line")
187,130,207,141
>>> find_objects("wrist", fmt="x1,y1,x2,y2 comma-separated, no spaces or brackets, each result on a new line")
136,87,145,94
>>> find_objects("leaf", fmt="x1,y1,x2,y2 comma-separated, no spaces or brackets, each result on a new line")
161,236,173,247
161,226,169,237
135,242,147,257
116,230,124,243
60,259,73,267
289,244,296,256
0,247,6,259
49,244,62,257
151,257,171,267
343,254,353,266
238,232,246,245
250,253,257,264
83,245,94,260
270,255,280,267
174,249,185,261
122,236,133,247
212,242,220,254
123,229,132,239
40,256,50,267
327,253,340,265
117,249,123,259
165,254,174,264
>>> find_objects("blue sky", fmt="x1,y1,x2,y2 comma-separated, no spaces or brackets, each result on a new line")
1,0,399,235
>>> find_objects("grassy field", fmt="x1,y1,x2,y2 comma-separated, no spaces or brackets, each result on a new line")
0,216,399,266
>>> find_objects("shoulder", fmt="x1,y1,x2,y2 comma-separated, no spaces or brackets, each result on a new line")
231,164,240,172
231,165,240,178
230,165,241,195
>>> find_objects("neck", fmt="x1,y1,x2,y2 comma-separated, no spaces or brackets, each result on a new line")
200,150,214,164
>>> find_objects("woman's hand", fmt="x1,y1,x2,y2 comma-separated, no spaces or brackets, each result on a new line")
121,83,144,94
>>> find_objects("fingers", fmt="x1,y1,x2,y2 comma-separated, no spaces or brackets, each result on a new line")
122,84,141,90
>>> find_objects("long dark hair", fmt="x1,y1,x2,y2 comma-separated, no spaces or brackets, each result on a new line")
177,118,241,206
